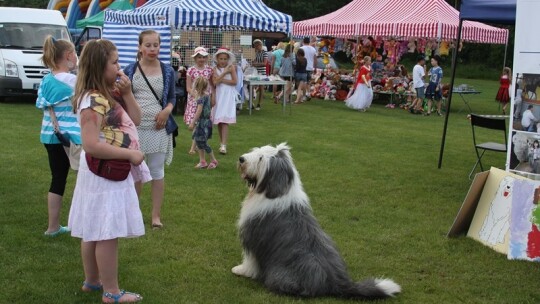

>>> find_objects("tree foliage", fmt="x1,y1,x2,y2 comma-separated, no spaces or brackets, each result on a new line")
1,0,48,8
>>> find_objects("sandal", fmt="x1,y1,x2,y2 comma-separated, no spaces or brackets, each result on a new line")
195,162,208,169
219,145,227,155
44,225,70,237
207,160,218,170
82,281,103,292
102,290,142,303
151,223,163,230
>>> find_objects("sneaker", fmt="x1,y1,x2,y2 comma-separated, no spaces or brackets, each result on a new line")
255,104,261,110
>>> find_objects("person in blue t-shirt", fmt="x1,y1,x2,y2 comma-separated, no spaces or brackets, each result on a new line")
425,55,443,116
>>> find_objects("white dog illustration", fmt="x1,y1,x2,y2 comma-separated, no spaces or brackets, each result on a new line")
233,143,401,299
478,176,514,245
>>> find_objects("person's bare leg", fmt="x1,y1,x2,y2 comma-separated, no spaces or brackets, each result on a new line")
284,81,292,103
151,179,164,227
97,239,141,302
295,81,305,103
257,86,263,108
46,192,63,233
221,124,228,147
81,241,100,290
189,139,197,154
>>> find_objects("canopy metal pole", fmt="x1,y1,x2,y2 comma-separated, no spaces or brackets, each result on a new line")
502,38,509,70
438,18,464,169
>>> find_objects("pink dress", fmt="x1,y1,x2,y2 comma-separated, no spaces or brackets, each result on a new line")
183,65,213,125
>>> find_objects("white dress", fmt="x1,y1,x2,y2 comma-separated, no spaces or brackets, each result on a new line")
213,66,237,124
68,94,146,242
345,83,374,110
346,66,374,111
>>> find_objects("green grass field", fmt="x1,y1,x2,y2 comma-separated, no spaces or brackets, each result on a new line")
2,77,539,303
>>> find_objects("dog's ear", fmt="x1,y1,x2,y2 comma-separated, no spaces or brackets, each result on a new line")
257,150,294,199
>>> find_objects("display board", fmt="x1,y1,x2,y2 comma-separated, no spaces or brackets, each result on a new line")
508,0,540,180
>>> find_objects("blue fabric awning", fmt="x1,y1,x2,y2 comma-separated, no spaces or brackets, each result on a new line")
105,0,292,33
460,0,516,24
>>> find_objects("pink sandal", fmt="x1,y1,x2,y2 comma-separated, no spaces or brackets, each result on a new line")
207,160,218,170
195,161,208,169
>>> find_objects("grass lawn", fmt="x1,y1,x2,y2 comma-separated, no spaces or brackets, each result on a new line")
2,77,539,303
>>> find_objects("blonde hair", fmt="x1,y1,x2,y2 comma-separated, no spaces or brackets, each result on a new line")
192,77,209,100
503,67,512,81
72,39,118,112
41,35,74,70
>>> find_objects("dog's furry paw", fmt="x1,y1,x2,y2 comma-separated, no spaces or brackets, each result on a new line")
232,265,256,278
232,265,246,276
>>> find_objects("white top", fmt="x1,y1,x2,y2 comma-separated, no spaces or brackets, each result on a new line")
301,45,317,71
54,72,77,87
522,109,537,128
412,64,425,89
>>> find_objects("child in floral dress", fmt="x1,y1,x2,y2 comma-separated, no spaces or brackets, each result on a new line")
189,77,218,169
184,46,214,154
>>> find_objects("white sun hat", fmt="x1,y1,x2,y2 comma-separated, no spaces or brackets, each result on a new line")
213,47,236,65
191,46,209,57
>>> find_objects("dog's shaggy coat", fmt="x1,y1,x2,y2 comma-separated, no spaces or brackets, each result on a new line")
233,143,401,299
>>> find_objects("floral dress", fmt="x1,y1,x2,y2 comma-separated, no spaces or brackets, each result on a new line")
183,65,213,125
192,95,213,143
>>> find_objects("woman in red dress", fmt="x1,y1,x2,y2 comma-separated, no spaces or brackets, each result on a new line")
345,56,373,112
496,67,511,114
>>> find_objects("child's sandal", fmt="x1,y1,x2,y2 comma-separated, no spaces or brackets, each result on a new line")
102,290,142,303
82,281,102,292
195,162,208,169
207,160,218,170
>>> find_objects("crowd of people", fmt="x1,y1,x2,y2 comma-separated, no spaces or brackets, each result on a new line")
34,30,244,303
36,32,508,302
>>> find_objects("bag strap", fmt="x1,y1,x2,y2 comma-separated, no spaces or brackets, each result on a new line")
48,107,60,132
136,61,161,105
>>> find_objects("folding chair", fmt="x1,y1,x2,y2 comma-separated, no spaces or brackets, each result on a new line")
469,113,508,179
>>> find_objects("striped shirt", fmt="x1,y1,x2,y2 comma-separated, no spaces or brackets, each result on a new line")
36,73,81,145
254,50,268,76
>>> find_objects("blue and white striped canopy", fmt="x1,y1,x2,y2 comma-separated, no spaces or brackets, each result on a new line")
104,0,292,34
102,24,171,68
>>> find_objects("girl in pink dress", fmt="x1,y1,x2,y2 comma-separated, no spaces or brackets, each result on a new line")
184,46,214,154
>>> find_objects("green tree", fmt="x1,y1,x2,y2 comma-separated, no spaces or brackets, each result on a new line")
0,0,48,8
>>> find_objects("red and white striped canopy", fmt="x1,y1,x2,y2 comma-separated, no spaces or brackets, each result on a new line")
293,0,508,44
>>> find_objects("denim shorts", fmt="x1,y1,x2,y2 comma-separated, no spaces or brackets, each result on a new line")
295,72,307,82
415,87,425,99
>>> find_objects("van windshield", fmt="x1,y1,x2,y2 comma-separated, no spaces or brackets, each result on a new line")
0,23,70,49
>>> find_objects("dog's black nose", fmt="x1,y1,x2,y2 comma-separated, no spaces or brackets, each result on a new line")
239,157,245,163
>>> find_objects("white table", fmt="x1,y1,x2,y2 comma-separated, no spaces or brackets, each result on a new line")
243,79,289,115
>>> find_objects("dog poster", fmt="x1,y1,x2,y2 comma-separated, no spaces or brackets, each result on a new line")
467,168,527,254
508,179,540,261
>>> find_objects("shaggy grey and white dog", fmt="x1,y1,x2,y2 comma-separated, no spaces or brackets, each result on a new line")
233,143,401,299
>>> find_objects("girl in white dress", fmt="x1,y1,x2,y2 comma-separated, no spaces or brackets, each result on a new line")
346,56,373,112
212,48,238,155
69,39,150,303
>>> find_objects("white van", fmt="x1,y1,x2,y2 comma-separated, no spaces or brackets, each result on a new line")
0,8,71,101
